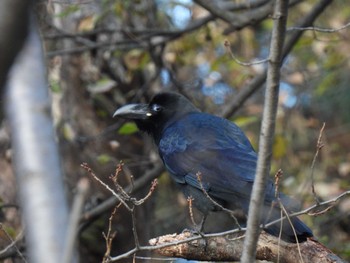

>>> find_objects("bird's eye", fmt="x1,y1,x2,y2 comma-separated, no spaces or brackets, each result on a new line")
151,104,163,112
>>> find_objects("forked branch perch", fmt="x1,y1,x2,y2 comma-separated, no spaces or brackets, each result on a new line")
149,231,345,263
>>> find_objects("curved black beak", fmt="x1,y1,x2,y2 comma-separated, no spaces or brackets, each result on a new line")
113,103,151,119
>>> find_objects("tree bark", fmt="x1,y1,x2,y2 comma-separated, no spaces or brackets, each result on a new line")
5,13,71,263
149,232,346,263
0,0,31,101
241,0,289,261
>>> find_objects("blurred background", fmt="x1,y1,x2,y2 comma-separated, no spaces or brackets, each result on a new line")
0,0,349,262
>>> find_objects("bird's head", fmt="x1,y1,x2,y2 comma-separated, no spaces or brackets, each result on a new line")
113,92,199,141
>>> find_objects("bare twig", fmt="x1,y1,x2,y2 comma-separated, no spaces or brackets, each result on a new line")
274,169,283,198
133,179,158,206
187,197,197,227
224,39,269,66
110,162,124,185
194,0,262,27
310,122,326,204
109,162,132,201
273,169,284,262
218,0,270,11
103,204,120,263
81,163,132,211
131,207,140,249
62,178,90,263
82,162,159,261
278,201,304,263
0,225,26,262
80,163,163,224
45,15,213,57
288,21,350,33
307,205,334,216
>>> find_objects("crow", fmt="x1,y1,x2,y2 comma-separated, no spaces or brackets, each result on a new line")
114,92,313,242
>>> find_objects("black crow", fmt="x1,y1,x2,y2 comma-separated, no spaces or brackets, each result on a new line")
114,92,313,242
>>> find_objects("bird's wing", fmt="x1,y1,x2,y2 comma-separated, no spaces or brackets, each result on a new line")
159,113,265,202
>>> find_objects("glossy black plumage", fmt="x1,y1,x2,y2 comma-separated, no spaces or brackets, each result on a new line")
114,92,313,242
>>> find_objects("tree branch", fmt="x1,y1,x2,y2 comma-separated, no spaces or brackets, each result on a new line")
79,163,164,225
106,187,350,261
221,0,335,118
5,13,71,263
149,231,346,263
0,0,31,93
241,0,289,262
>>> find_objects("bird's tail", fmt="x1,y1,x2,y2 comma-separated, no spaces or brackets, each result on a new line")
263,212,313,242
262,197,313,243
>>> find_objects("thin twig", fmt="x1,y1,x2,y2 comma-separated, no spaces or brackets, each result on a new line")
131,207,140,250
62,178,90,263
187,197,197,227
0,226,26,262
80,163,163,223
310,122,326,204
133,179,158,205
277,209,283,262
224,39,269,66
308,204,334,216
82,162,159,261
274,169,283,198
102,204,120,263
81,163,132,211
278,201,304,263
288,21,350,33
110,162,132,201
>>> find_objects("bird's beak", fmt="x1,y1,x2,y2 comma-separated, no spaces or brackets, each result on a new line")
113,103,151,119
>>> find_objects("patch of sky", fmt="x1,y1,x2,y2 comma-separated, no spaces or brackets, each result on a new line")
200,68,232,105
160,68,171,86
215,44,226,56
280,82,297,108
157,0,233,103
174,258,199,263
197,62,211,78
157,0,193,29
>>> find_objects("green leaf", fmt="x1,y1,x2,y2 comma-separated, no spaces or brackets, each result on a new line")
273,135,287,159
50,81,61,93
232,116,258,127
118,122,139,135
97,154,111,164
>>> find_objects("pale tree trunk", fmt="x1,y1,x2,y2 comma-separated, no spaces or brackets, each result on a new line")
5,11,72,263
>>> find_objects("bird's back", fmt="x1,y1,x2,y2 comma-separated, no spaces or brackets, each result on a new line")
159,112,313,242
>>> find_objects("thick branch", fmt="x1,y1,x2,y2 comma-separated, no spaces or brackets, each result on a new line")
149,232,345,263
5,14,71,263
0,0,31,96
241,0,289,262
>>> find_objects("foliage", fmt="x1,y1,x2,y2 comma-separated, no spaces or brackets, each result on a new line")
1,0,350,262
